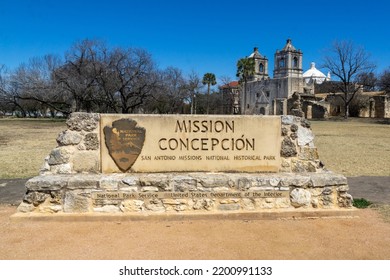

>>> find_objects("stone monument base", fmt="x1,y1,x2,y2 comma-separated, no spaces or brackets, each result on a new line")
14,171,354,220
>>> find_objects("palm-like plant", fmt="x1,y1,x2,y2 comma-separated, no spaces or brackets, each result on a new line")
236,58,255,114
202,72,217,114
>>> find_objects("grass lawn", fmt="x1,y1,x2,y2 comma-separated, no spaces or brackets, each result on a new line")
310,119,390,177
0,119,66,179
0,117,389,178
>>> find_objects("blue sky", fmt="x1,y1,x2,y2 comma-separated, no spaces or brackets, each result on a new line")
1,0,389,82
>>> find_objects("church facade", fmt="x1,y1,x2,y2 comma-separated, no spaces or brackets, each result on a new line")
240,39,325,116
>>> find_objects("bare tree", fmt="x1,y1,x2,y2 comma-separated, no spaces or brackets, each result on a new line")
378,68,390,94
12,55,67,116
187,71,202,114
219,76,238,114
356,71,377,92
102,47,159,114
0,65,25,116
54,39,105,113
322,40,375,118
145,67,188,114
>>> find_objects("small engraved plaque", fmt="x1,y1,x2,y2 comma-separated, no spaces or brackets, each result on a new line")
103,119,145,172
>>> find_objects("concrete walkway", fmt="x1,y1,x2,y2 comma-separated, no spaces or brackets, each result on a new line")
1,176,389,206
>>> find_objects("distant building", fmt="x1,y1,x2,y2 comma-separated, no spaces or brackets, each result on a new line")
303,62,330,85
223,39,388,119
238,39,327,116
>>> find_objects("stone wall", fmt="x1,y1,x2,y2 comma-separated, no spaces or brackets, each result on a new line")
40,113,101,175
17,172,352,214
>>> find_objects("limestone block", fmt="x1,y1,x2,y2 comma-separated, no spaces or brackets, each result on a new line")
242,198,255,210
72,151,100,173
301,119,311,128
290,124,298,132
281,137,297,157
213,187,230,192
17,202,35,213
291,159,316,173
274,197,290,208
118,186,138,192
298,147,319,161
218,204,240,211
338,193,353,208
139,174,171,190
84,133,99,150
297,126,314,147
290,132,298,140
280,175,311,187
193,199,214,210
237,177,252,191
40,156,50,174
121,177,139,186
311,198,319,208
337,185,349,192
99,177,119,190
94,205,120,213
141,186,159,192
281,115,295,125
162,199,182,205
26,175,68,191
196,174,231,188
64,192,91,213
23,191,49,206
219,198,240,204
56,130,82,146
322,187,333,195
67,175,100,189
255,198,274,209
66,112,100,132
51,163,72,174
171,175,197,192
174,205,187,211
38,202,62,213
281,126,288,136
290,188,312,208
269,177,281,187
310,173,348,187
322,195,334,207
120,200,145,212
145,199,165,212
48,147,72,165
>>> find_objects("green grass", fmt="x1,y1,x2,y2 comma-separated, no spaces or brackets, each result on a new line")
353,198,373,209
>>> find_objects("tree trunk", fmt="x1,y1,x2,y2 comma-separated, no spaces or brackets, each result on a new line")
243,81,247,115
344,93,349,119
206,84,210,114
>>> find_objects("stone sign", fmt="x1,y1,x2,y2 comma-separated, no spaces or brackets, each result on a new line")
14,113,354,219
100,114,281,173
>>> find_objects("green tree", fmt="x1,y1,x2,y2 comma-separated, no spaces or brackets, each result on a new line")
202,72,216,114
236,57,255,114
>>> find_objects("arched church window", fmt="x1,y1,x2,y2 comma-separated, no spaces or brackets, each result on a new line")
293,57,298,68
259,63,264,72
279,58,285,68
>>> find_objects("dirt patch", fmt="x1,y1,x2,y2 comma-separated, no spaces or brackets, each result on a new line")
1,205,389,260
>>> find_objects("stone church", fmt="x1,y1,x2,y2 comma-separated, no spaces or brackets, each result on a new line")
239,39,329,116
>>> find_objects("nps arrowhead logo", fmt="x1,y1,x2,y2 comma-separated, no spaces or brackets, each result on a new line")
103,119,146,172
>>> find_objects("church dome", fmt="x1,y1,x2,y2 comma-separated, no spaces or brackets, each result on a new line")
303,62,328,84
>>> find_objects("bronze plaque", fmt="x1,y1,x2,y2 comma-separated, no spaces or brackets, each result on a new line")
103,119,145,172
